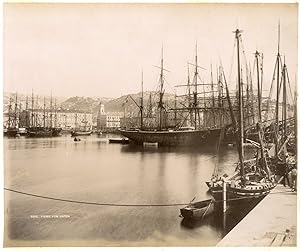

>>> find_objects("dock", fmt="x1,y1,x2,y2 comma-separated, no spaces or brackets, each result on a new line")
217,184,297,247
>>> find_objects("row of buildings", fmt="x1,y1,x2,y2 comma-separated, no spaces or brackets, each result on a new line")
3,103,125,131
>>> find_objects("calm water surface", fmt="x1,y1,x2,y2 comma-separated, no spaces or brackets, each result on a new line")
4,134,257,246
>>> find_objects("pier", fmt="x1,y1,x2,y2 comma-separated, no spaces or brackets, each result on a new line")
217,184,297,247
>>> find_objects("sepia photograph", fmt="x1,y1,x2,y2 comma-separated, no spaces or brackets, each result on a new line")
3,1,298,248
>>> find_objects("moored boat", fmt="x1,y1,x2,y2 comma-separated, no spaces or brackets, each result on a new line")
4,128,19,137
27,127,53,137
120,47,227,147
120,128,221,146
180,198,215,219
207,29,277,204
71,130,92,137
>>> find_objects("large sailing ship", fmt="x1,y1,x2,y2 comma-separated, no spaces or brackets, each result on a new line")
27,92,62,137
4,94,19,137
71,112,92,136
120,47,228,146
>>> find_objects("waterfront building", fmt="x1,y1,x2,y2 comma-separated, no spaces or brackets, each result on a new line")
18,109,92,130
97,103,122,130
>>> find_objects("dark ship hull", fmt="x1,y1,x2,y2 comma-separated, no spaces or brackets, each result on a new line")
4,128,19,137
27,127,53,137
71,131,92,137
119,128,221,146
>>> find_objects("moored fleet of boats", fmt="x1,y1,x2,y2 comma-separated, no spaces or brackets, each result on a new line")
4,26,297,220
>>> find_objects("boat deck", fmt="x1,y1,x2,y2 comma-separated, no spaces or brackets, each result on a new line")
217,184,297,247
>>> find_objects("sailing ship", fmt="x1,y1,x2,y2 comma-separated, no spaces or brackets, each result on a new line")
27,93,62,137
71,112,92,136
27,96,52,137
120,47,226,146
207,29,277,203
4,94,19,137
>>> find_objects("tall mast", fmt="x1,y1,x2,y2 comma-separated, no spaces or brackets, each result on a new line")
35,95,39,127
218,66,222,127
148,93,152,117
19,101,22,127
31,90,34,127
275,21,281,156
260,53,264,116
235,28,245,177
140,70,144,130
246,68,250,126
25,96,29,127
248,62,254,125
8,97,12,128
282,59,287,140
187,63,192,125
255,51,262,122
174,90,177,126
158,46,165,130
211,64,215,127
50,91,53,128
43,97,46,128
54,99,57,128
14,93,18,128
193,42,198,128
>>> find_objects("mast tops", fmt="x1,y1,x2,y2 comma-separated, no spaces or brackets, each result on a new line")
233,29,243,38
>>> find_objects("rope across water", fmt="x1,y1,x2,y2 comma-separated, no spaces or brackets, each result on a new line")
4,187,293,207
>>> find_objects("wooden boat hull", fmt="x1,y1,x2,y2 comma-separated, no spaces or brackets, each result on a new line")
180,199,214,219
109,138,130,144
27,129,53,138
207,182,275,203
206,173,276,202
119,128,221,146
71,131,92,137
4,128,19,137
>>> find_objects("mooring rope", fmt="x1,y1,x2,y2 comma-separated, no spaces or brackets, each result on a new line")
4,187,295,207
4,188,188,207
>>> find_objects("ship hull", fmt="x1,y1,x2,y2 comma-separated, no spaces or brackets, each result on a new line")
71,131,92,137
4,128,19,137
206,174,276,204
27,129,53,138
119,128,221,146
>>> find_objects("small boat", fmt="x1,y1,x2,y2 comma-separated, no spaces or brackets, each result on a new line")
18,127,27,136
108,138,130,144
51,127,62,137
180,198,215,219
4,127,19,137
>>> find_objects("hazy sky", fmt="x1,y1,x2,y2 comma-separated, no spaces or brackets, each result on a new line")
4,3,298,98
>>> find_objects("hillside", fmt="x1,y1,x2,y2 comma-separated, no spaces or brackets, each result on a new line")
60,96,112,113
3,91,177,115
103,91,177,115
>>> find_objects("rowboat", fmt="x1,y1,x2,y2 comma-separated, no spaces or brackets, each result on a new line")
180,198,214,219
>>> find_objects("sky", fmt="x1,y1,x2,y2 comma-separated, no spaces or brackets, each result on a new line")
3,3,298,99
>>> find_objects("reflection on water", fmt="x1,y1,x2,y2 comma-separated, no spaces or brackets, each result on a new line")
4,134,258,246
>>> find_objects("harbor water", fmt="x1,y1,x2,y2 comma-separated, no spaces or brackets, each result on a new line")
4,134,257,246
